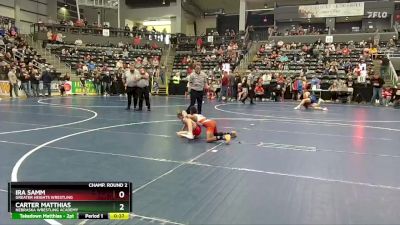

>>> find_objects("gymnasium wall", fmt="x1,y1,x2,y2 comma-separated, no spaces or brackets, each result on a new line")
119,0,182,33
0,0,48,34
196,16,217,35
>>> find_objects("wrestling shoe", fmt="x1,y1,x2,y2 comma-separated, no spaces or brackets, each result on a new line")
294,106,300,110
224,134,231,144
181,132,194,140
322,107,328,111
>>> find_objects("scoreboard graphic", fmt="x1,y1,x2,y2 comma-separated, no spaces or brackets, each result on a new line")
8,182,132,220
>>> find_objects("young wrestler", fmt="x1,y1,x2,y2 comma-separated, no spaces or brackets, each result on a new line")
294,91,328,111
176,111,202,140
187,106,236,144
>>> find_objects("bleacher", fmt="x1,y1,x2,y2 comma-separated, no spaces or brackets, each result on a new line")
0,33,59,79
46,43,162,72
172,37,247,77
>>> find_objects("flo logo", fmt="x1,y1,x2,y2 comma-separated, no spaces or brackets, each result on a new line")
367,11,388,19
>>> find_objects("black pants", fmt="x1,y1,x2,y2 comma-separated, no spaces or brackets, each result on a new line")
263,84,270,99
187,90,204,114
126,86,138,109
248,86,256,104
138,86,150,110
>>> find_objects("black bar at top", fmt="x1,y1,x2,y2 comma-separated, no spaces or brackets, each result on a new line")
78,213,109,219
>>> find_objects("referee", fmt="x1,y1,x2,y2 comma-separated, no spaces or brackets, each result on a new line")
123,64,139,110
186,63,207,114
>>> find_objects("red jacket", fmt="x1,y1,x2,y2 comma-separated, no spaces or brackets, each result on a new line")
221,75,229,86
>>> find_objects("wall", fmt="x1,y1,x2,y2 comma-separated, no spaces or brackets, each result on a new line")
275,22,300,33
390,57,400,71
119,0,182,33
0,0,48,34
269,31,398,43
182,10,195,35
335,21,362,33
0,0,15,18
195,16,217,35
217,15,239,34
274,1,394,26
361,18,392,32
81,6,118,28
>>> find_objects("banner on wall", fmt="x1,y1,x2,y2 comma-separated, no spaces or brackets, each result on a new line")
0,80,10,96
298,2,364,18
102,29,110,37
64,81,72,95
71,81,96,95
0,80,98,96
325,35,333,43
207,36,214,43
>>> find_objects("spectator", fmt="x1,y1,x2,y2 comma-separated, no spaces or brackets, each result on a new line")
255,83,264,101
370,73,384,105
328,82,339,101
133,35,141,48
19,69,31,97
342,45,350,56
59,72,71,96
93,71,102,95
382,86,393,107
262,73,272,100
87,60,96,73
196,37,203,51
41,68,52,97
228,72,236,101
30,68,40,97
310,75,320,89
370,45,378,60
219,71,229,102
102,71,112,96
276,74,286,101
8,67,19,98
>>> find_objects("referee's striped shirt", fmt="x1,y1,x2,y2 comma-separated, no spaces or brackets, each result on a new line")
188,71,207,91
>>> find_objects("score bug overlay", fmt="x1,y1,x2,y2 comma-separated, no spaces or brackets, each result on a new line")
8,182,132,220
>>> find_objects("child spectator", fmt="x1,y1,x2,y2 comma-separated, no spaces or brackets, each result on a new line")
382,87,393,106
255,84,264,101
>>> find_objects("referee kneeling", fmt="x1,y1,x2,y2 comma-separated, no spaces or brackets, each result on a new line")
186,62,207,114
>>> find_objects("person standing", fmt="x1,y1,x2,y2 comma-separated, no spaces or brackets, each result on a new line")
41,68,52,97
19,69,31,97
8,67,19,98
186,63,207,114
219,71,229,102
137,67,151,111
246,70,256,104
116,68,124,96
30,68,40,97
123,65,139,110
370,73,385,105
102,71,111,96
93,71,102,95
228,71,236,101
60,72,71,96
